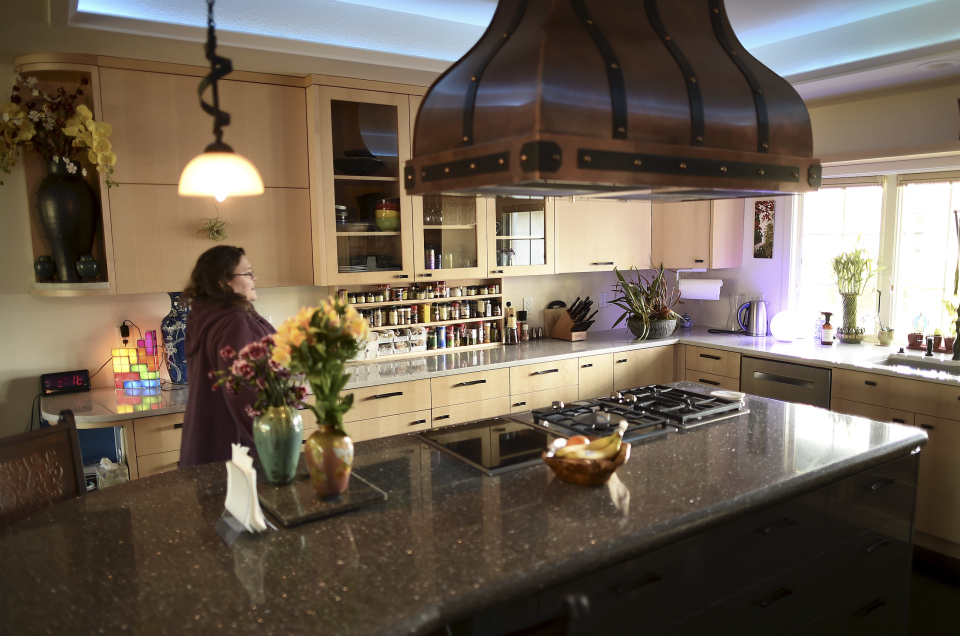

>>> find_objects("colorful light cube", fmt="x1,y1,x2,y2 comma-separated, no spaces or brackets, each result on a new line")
113,330,162,411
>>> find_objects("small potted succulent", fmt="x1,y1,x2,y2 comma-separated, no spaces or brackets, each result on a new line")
611,264,681,340
933,328,943,351
907,332,924,348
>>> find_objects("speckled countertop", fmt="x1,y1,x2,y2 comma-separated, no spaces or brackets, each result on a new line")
41,326,960,424
5,385,927,636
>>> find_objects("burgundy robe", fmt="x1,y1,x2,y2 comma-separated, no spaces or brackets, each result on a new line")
179,300,276,468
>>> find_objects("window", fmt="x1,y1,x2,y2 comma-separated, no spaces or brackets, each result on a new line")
797,184,883,336
892,180,960,337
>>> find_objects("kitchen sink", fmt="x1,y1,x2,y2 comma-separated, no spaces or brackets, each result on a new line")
870,352,960,377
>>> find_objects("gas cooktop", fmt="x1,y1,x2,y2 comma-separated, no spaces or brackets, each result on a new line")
515,400,672,445
595,385,748,430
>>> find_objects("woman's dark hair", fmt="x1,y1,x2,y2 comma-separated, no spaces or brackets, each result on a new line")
182,245,251,310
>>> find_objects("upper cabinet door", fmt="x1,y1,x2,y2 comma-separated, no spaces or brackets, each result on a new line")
485,197,555,277
413,194,488,280
651,199,744,270
99,67,308,188
555,199,651,274
312,86,414,285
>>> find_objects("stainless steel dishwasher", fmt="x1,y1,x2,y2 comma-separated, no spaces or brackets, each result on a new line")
739,356,832,409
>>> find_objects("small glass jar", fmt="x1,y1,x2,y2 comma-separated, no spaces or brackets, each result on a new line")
432,304,440,322
493,303,502,317
451,302,460,320
439,304,449,321
477,299,485,316
388,306,398,326
401,288,409,301
427,286,435,299
373,307,382,327
427,331,437,350
374,291,384,303
447,326,455,347
365,292,375,303
483,322,492,344
347,293,357,304
451,286,462,297
437,326,446,349
410,305,419,324
467,286,476,296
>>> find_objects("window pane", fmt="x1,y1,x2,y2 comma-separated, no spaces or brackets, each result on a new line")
893,181,959,338
799,186,883,336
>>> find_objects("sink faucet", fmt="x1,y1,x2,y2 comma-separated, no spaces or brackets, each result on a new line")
926,337,935,357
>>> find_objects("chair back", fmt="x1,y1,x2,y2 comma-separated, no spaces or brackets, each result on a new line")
0,410,85,531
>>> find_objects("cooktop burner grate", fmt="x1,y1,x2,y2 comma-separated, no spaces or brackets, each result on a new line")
595,385,748,430
528,401,671,444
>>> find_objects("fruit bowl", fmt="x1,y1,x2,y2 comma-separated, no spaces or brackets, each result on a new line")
542,442,631,487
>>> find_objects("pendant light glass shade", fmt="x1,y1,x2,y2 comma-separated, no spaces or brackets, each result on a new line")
178,148,264,202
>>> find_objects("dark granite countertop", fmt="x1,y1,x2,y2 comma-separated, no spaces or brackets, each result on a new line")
3,384,927,635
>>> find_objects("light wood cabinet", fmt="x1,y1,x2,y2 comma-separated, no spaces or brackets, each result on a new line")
509,358,579,395
832,368,960,421
829,397,914,426
613,346,675,390
555,199,651,273
347,410,432,443
132,413,184,457
914,414,960,545
510,386,580,413
342,379,430,423
578,354,614,400
137,449,181,478
108,185,313,294
412,195,488,279
432,397,511,428
100,67,308,188
686,346,741,379
651,199,743,269
486,197,555,277
685,370,740,392
430,369,509,407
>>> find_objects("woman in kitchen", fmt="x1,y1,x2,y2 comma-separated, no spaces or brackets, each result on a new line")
179,245,275,467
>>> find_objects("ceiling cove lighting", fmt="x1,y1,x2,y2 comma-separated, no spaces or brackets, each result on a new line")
178,0,263,202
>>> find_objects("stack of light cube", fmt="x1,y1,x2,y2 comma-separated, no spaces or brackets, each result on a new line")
113,330,162,413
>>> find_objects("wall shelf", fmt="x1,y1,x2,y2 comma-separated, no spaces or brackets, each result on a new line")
369,315,500,331
348,293,502,309
31,282,112,297
351,341,501,363
333,175,400,182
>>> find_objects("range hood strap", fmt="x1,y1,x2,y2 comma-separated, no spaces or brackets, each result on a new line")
570,0,627,140
462,0,530,147
708,0,769,153
644,0,704,146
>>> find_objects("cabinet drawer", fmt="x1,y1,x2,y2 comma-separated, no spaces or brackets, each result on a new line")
342,380,430,423
431,369,509,407
578,354,614,400
914,414,960,544
509,359,578,395
133,413,184,456
685,346,741,378
347,410,432,443
825,454,917,545
832,368,960,420
137,449,180,478
819,519,912,605
707,489,826,604
432,397,511,428
510,386,579,413
684,370,739,391
613,346,675,390
830,398,914,426
792,571,909,636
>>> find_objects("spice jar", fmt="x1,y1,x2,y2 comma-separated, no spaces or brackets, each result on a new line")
477,299,485,316
437,326,446,349
410,305,419,324
451,302,460,320
347,293,357,304
374,307,383,327
388,306,398,326
447,326,455,347
426,286,435,299
427,330,437,350
439,303,449,321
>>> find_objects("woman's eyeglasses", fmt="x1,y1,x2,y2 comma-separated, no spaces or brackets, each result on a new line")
232,271,256,279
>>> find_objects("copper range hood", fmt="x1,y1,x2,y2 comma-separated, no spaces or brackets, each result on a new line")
404,0,821,200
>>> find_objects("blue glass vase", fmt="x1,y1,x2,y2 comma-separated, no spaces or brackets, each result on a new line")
161,292,189,383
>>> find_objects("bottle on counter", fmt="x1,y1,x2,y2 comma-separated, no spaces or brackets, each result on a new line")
504,302,519,345
821,312,835,344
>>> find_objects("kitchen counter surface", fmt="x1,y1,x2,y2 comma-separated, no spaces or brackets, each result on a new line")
2,385,928,636
41,326,959,424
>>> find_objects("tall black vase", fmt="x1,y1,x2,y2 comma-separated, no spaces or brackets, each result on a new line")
36,160,99,283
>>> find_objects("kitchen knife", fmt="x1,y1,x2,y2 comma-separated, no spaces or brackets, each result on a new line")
583,309,598,323
569,297,582,316
574,300,593,323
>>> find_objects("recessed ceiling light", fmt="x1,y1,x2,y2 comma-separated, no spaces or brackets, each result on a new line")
918,60,960,71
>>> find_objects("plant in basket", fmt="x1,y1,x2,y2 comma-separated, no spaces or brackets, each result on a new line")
611,264,681,340
271,298,369,497
211,337,307,486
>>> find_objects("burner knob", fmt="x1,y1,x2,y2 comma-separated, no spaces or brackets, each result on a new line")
552,401,565,410
609,392,623,401
623,394,638,404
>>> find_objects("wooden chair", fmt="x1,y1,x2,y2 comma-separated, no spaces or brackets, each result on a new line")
0,410,85,531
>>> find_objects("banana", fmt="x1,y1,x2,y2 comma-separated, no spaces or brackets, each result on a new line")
555,432,621,459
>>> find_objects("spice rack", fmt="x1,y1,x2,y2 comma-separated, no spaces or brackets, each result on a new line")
336,278,505,362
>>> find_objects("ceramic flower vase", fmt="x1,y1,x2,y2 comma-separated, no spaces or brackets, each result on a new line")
253,405,303,486
304,424,354,497
36,160,99,283
161,292,189,383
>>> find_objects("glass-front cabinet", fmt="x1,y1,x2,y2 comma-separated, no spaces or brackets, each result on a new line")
485,197,555,276
412,194,487,280
314,87,414,284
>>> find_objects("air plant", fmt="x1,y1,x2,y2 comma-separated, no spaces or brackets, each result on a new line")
611,264,681,340
198,209,231,242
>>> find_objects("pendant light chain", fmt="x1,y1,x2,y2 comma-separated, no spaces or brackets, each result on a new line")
198,0,234,150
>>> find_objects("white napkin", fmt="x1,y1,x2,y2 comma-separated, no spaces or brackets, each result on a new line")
224,444,267,533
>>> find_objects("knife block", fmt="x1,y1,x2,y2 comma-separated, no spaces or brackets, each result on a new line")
549,310,587,341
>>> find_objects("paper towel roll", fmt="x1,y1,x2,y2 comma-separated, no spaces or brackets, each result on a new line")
679,279,723,301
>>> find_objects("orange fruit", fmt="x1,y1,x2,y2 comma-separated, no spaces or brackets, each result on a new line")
566,435,592,447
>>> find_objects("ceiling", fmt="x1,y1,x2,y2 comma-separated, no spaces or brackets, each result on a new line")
70,0,960,99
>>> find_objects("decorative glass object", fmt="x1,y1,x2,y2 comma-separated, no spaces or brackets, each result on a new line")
253,406,303,486
112,330,162,413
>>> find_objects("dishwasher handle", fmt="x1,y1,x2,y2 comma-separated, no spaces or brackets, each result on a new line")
752,371,816,391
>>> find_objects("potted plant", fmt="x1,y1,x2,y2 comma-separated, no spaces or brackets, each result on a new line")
831,245,880,343
272,298,369,496
907,331,924,348
211,338,307,486
611,264,681,340
933,328,943,351
943,300,958,352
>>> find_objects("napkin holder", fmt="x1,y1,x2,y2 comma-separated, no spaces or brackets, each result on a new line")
216,444,272,545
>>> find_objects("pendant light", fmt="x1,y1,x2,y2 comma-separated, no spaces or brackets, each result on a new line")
178,0,263,202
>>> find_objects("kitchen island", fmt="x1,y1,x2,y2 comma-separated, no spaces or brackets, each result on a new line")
7,385,926,635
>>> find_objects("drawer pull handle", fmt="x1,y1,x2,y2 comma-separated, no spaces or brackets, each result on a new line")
612,572,662,596
592,261,615,266
532,369,559,376
616,359,628,363
756,587,793,609
758,517,797,534
581,364,593,368
411,420,426,425
173,423,183,429
699,379,720,386
493,270,504,274
862,539,891,554
435,414,451,420
892,418,905,424
700,354,721,361
694,259,705,264
514,402,527,407
856,599,887,618
397,275,410,279
421,273,432,278
920,424,935,430
369,391,404,400
454,379,487,387
177,461,180,467
752,371,815,390
866,477,895,492
865,381,877,386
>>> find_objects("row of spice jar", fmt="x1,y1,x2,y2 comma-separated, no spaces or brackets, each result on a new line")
356,300,502,327
426,322,501,349
344,283,500,304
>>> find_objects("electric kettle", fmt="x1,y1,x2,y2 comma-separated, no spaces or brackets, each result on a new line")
737,301,768,337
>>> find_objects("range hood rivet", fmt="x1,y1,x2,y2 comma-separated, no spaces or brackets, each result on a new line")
444,167,450,173
421,171,426,177
471,76,477,81
498,158,505,165
470,163,476,169
757,169,765,175
502,33,508,38
720,166,727,172
762,143,768,149
664,35,671,41
633,159,641,166
407,174,413,180
618,127,626,134
679,162,687,169
520,155,527,161
583,155,592,162
792,172,799,178
611,63,618,69
463,136,469,142
553,154,560,160
714,7,719,12
696,136,703,142
587,19,593,24
689,77,697,83
756,89,763,95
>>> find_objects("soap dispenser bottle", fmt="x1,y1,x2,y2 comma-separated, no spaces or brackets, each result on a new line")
821,312,835,344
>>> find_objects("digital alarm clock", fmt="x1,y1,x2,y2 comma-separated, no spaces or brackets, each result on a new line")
40,369,91,395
